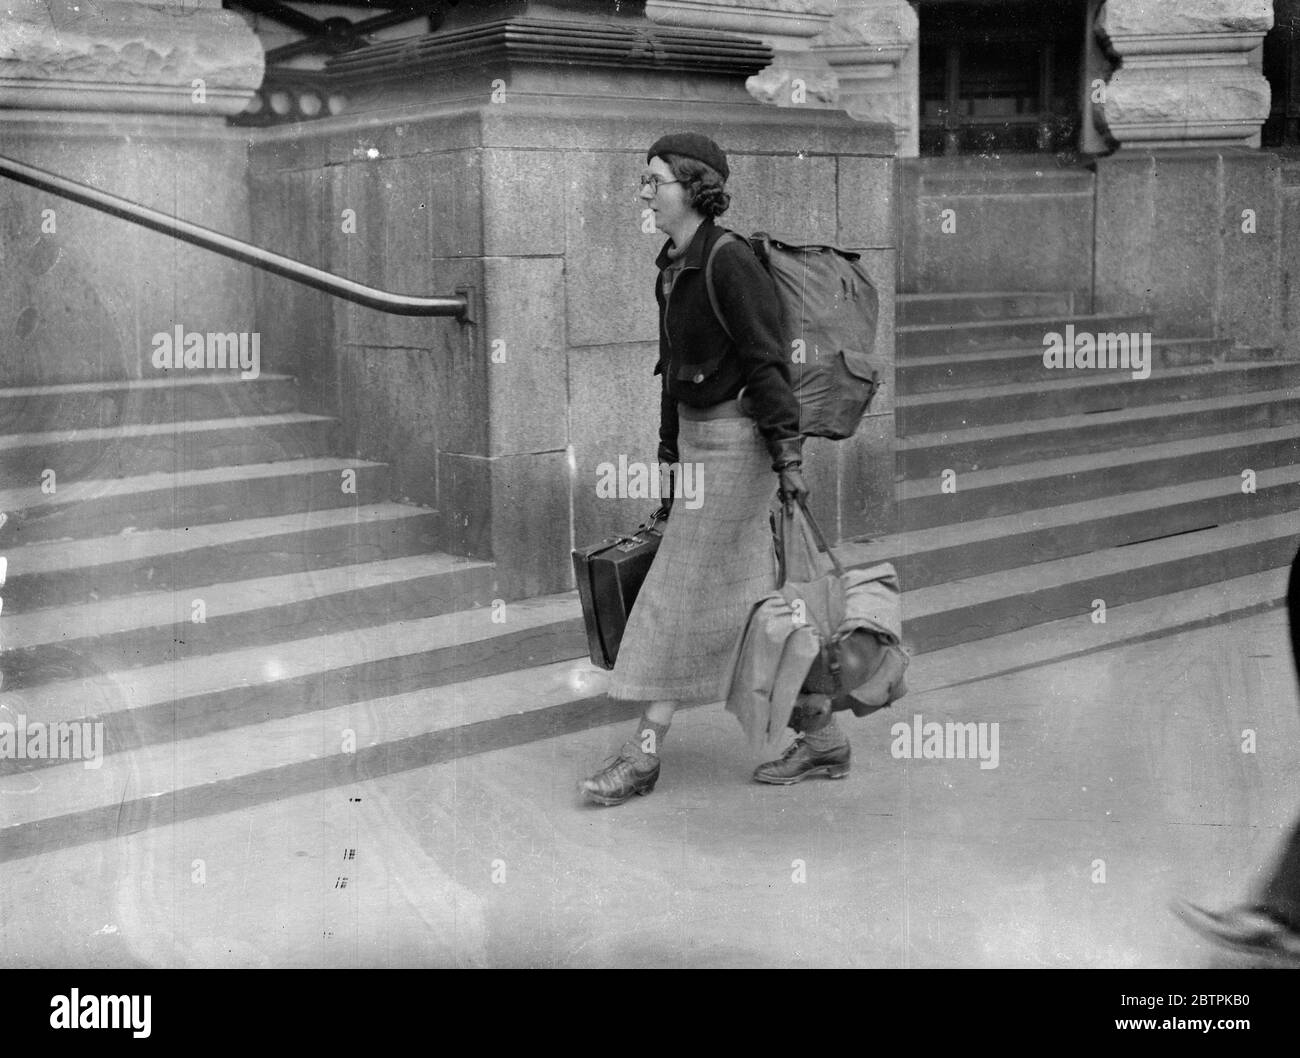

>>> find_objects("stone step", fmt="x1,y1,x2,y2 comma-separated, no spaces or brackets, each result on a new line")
1,551,498,690
897,312,1152,356
899,509,1297,653
0,655,625,861
896,337,1237,392
895,291,1076,326
0,374,300,434
915,159,1096,195
897,422,1300,531
4,482,1295,777
0,457,392,547
1,501,442,613
0,592,588,771
895,360,1300,434
848,464,1300,589
0,413,336,479
1,562,1289,863
9,460,1293,691
1233,345,1287,361
897,388,1300,479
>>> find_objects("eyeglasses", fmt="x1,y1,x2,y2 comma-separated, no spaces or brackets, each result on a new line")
638,175,680,193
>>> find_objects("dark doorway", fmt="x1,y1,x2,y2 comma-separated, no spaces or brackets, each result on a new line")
918,0,1089,155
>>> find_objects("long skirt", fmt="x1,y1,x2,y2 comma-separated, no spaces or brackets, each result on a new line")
608,412,779,704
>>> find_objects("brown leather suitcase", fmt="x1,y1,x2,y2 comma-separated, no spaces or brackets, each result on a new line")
572,513,665,670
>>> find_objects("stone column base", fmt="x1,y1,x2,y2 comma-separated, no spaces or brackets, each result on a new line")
1096,0,1273,150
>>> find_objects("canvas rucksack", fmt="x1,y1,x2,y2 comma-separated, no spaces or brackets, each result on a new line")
705,231,881,441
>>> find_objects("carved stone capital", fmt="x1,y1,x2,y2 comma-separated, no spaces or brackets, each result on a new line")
0,0,264,116
1098,0,1273,40
645,0,839,108
645,0,836,49
745,49,838,107
1096,0,1273,148
814,0,918,153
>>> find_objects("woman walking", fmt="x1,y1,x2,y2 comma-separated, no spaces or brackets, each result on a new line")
580,133,851,806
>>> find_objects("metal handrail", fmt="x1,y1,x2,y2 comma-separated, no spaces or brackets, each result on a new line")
0,154,470,320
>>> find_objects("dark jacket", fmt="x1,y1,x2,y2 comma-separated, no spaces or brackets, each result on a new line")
654,219,803,468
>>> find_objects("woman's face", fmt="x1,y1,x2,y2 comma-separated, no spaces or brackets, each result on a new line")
640,155,697,238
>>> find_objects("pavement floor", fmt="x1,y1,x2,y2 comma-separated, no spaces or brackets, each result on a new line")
2,605,1299,969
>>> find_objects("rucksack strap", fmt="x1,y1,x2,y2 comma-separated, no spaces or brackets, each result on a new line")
703,230,746,342
772,496,846,588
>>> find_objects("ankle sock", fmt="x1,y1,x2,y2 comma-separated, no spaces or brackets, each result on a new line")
791,694,831,733
802,713,848,752
628,715,669,759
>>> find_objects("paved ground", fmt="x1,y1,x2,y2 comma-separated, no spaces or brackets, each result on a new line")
2,604,1298,968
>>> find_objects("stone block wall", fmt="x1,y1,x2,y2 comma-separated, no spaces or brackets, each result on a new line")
249,90,897,599
0,118,258,387
1282,157,1300,360
897,156,1096,307
0,0,263,387
1093,149,1285,345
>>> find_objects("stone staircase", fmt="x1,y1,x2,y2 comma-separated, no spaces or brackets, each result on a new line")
2,295,1297,861
854,292,1299,651
0,373,576,857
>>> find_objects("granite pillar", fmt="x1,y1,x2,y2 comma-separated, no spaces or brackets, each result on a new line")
814,0,919,157
1096,0,1274,150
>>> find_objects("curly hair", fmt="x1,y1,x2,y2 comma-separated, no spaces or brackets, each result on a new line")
660,153,731,218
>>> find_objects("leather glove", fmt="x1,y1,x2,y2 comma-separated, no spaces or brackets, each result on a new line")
769,436,803,469
652,454,676,523
769,437,807,515
777,462,809,516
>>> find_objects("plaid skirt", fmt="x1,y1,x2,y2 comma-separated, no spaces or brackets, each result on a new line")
608,412,779,704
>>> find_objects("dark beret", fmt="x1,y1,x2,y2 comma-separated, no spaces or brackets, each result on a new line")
646,132,729,182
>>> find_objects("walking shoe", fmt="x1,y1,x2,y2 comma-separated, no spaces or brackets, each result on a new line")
1171,899,1300,961
580,745,661,806
753,738,850,785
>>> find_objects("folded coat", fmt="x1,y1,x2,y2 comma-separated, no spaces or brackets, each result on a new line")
838,564,903,645
724,560,907,753
828,564,909,713
723,593,821,754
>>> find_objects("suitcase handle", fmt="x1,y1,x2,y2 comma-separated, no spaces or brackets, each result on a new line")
608,506,668,548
